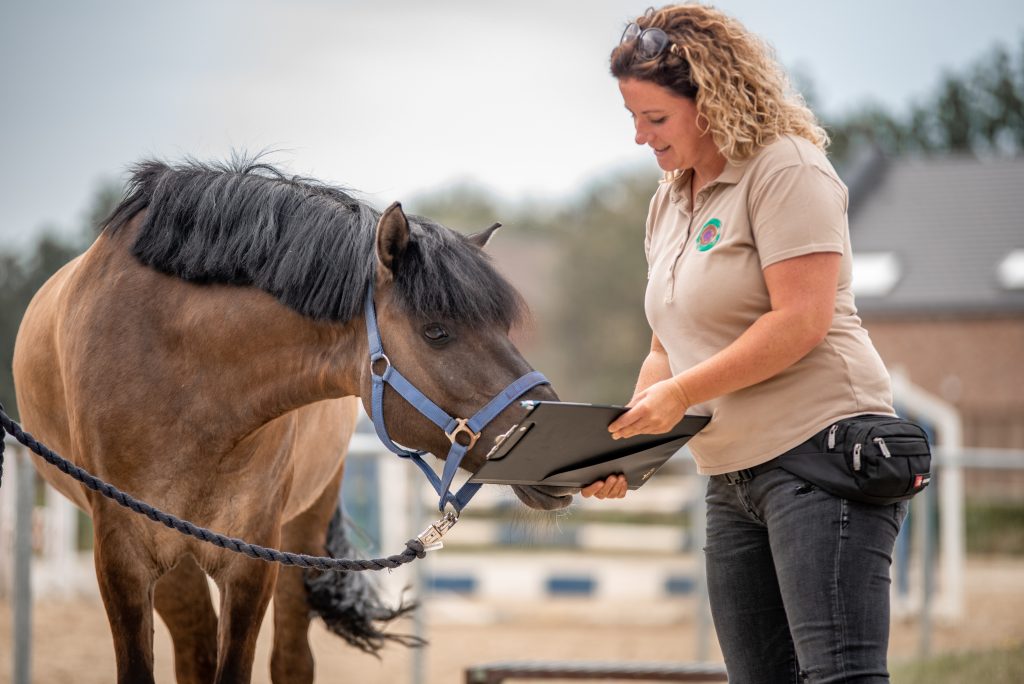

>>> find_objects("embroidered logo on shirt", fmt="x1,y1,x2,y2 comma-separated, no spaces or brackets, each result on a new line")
696,218,722,252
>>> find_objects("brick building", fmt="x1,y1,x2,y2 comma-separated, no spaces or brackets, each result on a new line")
846,153,1024,452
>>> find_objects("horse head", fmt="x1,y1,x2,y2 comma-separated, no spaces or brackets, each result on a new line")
362,202,577,511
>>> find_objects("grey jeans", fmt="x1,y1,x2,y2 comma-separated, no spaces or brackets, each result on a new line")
705,465,908,683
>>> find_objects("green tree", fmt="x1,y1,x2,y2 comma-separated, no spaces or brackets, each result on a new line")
827,103,908,165
934,74,975,151
974,43,1024,151
824,40,1024,166
548,169,660,403
406,181,502,234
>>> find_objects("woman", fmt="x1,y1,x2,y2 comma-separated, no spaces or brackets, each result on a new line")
582,5,906,682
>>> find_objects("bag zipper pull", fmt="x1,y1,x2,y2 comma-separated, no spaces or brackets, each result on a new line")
828,424,838,450
853,443,862,471
873,437,892,458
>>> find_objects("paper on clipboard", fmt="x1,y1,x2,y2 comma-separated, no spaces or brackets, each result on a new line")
468,401,709,490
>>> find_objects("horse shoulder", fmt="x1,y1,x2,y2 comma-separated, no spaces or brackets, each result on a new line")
13,230,151,511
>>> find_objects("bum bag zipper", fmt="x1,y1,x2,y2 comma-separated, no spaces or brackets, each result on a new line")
853,439,892,472
831,423,897,470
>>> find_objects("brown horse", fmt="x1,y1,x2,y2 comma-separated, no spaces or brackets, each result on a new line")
12,159,575,683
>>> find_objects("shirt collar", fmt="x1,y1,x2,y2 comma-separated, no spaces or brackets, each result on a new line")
667,157,750,204
716,158,749,185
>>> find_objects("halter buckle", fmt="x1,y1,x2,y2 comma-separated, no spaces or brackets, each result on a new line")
446,418,481,450
416,509,460,552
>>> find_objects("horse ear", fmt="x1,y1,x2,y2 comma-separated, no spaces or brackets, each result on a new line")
468,222,501,249
375,201,410,278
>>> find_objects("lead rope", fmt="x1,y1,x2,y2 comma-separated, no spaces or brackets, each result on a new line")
0,404,462,572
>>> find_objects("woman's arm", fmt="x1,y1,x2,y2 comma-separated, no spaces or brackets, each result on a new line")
608,251,841,440
633,333,673,396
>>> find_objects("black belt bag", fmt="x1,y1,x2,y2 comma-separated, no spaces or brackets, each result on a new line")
777,415,933,506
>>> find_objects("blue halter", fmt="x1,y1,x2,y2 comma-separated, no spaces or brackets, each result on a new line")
364,284,549,512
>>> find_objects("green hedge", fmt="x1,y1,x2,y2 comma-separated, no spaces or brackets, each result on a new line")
965,500,1024,556
892,643,1024,683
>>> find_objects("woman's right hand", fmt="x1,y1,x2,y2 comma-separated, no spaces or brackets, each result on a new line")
608,377,690,440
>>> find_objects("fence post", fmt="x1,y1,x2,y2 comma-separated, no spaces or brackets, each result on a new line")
14,448,34,684
890,368,964,619
408,454,427,684
0,441,15,599
691,472,712,661
917,479,934,657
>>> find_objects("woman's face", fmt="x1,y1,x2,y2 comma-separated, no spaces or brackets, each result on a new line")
619,77,707,173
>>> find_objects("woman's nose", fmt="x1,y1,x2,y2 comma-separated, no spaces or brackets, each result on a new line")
634,121,650,146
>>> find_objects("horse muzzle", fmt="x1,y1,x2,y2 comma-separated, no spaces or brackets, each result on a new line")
510,483,578,511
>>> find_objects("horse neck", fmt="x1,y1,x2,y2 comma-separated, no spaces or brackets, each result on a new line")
188,286,367,423
92,230,369,440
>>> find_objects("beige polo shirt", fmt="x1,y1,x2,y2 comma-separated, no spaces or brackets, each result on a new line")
644,134,894,475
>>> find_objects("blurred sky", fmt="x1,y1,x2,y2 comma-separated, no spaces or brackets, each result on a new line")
1,0,1022,250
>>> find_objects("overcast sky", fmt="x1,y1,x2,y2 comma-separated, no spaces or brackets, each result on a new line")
1,0,1022,250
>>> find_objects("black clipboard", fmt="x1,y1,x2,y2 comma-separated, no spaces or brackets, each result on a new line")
468,401,710,490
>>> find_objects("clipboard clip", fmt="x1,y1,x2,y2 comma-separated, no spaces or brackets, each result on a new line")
416,509,460,552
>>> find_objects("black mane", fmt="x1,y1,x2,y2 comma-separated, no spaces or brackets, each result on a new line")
104,157,524,326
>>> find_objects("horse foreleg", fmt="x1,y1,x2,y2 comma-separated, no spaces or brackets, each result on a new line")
92,509,160,684
212,550,280,683
154,555,218,683
270,465,345,684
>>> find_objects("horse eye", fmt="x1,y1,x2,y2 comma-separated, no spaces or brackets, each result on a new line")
422,324,449,342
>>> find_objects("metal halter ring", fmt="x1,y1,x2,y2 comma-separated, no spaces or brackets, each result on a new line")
370,353,391,376
446,418,481,450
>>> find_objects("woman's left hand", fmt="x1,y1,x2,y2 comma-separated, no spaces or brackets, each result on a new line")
581,474,628,499
608,378,689,440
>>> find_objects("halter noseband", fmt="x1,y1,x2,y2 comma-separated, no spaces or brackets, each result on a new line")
364,284,549,513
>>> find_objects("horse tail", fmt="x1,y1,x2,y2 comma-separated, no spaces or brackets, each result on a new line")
303,504,424,655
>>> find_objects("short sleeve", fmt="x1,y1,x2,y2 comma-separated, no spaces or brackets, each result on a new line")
749,163,848,269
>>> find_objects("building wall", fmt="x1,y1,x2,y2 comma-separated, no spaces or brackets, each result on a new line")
862,315,1024,447
862,315,1024,499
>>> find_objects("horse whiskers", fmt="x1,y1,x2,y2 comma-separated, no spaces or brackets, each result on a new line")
503,498,573,542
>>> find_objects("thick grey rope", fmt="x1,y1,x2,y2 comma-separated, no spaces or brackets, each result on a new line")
0,405,426,571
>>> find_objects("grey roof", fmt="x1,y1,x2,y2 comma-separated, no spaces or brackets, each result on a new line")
846,154,1024,316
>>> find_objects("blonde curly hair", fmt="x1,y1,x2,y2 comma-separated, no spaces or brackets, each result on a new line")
610,3,828,162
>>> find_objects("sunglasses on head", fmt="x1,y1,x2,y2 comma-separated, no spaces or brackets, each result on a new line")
619,8,679,61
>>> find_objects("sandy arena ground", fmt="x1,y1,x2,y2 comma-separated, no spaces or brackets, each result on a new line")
2,557,1022,683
